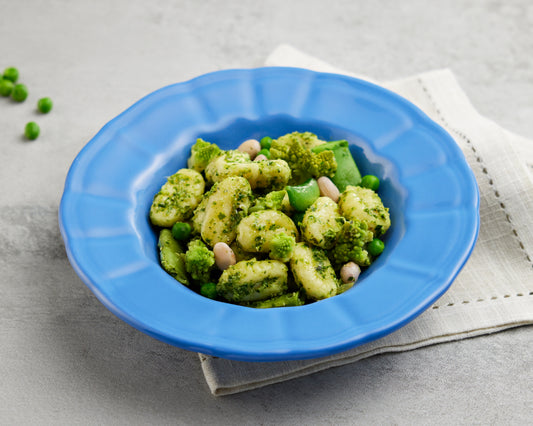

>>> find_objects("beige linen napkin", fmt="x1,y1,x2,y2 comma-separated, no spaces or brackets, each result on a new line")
200,45,533,396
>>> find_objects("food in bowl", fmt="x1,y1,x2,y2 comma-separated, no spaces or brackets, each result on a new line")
149,131,391,307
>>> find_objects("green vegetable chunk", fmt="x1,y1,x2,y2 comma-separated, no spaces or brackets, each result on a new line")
158,229,189,285
37,97,53,113
327,220,374,268
185,239,215,283
12,83,28,102
24,122,40,140
0,79,14,96
3,67,19,83
187,138,222,172
286,178,320,212
312,140,362,191
269,232,296,262
217,259,288,303
269,132,336,185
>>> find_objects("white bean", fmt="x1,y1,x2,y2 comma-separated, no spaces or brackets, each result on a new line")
254,154,268,162
237,139,261,160
340,261,361,284
317,176,340,203
213,242,236,271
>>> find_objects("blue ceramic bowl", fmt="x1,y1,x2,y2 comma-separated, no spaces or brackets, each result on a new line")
59,67,479,361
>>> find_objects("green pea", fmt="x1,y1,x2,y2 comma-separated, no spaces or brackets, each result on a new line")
260,136,272,150
171,222,191,241
24,122,40,140
3,67,19,83
12,83,28,102
286,178,320,212
200,282,217,299
361,174,380,191
0,78,14,96
37,97,53,113
368,238,385,256
258,148,270,159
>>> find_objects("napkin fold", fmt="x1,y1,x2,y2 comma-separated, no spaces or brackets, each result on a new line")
200,45,533,396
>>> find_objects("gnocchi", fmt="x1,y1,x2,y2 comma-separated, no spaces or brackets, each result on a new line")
150,168,205,227
150,132,391,308
236,210,298,253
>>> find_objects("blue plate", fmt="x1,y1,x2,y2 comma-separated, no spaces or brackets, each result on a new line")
59,67,479,361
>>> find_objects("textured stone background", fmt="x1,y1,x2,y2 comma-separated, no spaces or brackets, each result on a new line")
1,0,532,424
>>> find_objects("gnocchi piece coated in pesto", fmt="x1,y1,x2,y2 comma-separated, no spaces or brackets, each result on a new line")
217,259,288,303
150,168,205,227
290,242,338,300
236,210,298,254
338,185,391,236
192,176,252,247
151,131,392,308
301,197,344,249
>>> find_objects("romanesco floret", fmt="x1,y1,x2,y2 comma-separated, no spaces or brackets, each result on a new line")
187,138,222,172
287,131,326,150
185,238,215,283
327,220,374,268
308,150,337,179
269,132,337,185
269,232,296,262
249,190,286,213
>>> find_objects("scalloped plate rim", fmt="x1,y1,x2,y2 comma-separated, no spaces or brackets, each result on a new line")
59,67,480,361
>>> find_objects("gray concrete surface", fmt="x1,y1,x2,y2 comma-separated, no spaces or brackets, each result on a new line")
1,0,532,424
